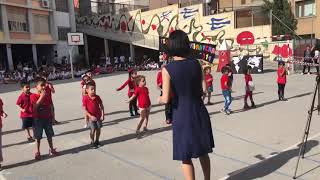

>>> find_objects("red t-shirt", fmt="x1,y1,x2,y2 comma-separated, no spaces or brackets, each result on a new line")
45,82,54,105
157,71,162,87
277,67,287,84
205,73,213,87
245,74,252,86
134,87,151,108
220,74,229,90
16,92,33,118
117,79,136,97
30,93,52,120
0,98,3,128
82,95,103,121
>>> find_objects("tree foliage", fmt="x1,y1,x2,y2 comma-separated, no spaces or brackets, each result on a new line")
262,0,297,36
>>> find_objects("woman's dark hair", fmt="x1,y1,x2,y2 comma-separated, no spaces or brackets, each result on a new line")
167,30,190,58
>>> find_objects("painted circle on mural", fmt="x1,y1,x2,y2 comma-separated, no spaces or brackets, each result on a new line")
237,31,255,45
120,21,127,32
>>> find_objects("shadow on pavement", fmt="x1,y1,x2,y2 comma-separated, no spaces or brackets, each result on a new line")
226,140,319,180
4,126,172,170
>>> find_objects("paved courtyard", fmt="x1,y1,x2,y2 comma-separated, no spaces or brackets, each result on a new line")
0,67,320,180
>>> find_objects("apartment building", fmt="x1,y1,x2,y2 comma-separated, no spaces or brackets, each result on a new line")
0,0,77,71
290,0,319,39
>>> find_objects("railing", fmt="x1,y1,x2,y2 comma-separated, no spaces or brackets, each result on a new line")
89,1,149,15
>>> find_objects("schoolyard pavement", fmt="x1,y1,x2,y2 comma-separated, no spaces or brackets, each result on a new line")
0,68,320,180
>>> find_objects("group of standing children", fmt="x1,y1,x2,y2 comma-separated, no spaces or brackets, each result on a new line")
117,69,152,136
14,75,59,161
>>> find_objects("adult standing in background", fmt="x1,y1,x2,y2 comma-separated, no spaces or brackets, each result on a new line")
302,45,314,74
159,30,214,180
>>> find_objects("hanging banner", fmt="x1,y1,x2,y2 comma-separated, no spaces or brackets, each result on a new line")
231,55,264,74
159,37,216,63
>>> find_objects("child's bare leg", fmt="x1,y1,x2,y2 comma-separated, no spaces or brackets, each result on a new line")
36,139,41,153
143,109,150,130
47,137,54,150
90,129,95,143
137,110,146,131
207,92,212,103
96,128,101,142
26,128,32,138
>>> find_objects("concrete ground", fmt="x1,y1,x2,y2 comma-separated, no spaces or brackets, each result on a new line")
0,66,320,180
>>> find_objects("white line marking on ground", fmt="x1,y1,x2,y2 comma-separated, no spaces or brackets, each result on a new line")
217,131,320,180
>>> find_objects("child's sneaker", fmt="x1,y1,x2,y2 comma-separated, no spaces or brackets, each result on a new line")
143,127,148,132
49,148,59,156
27,137,35,142
225,110,231,115
220,109,225,113
243,104,250,110
95,141,102,147
35,152,41,160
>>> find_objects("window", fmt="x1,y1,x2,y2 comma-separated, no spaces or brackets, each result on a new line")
33,15,50,34
58,27,71,41
236,7,270,28
296,0,316,17
55,0,68,12
7,7,28,32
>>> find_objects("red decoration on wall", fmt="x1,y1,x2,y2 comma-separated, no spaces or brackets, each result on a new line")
272,44,293,58
237,31,255,45
169,27,175,34
141,19,145,25
151,24,157,30
120,21,127,32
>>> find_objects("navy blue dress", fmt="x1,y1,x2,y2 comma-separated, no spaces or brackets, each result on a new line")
166,58,214,161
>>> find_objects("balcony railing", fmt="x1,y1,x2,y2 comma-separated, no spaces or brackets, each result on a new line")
89,1,149,15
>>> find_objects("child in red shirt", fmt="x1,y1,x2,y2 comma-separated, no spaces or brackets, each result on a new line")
221,66,232,115
203,66,213,105
81,74,95,127
127,75,151,136
31,78,58,160
277,61,288,101
244,66,256,109
0,97,8,169
42,73,59,125
117,68,139,117
16,81,35,142
83,81,105,148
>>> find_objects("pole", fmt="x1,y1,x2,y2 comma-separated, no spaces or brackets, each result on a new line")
69,46,75,79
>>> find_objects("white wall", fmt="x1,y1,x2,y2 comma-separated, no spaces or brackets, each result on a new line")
54,12,71,27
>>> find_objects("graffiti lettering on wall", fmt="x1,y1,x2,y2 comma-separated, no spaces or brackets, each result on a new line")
76,8,231,45
207,17,231,31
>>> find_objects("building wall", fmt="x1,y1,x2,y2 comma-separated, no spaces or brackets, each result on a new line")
77,3,276,62
0,32,4,40
291,0,320,39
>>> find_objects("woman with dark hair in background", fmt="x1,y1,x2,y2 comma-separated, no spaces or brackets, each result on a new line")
159,30,214,180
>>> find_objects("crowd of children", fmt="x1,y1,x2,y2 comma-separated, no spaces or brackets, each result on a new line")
0,59,290,170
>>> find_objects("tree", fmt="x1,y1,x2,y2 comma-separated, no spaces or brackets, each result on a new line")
263,0,297,37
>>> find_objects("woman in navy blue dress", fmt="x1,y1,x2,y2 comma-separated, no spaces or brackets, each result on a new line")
159,30,214,180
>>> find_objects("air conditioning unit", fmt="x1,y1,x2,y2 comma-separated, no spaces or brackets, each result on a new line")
41,0,50,8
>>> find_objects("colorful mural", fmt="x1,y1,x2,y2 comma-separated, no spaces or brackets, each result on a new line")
76,4,274,62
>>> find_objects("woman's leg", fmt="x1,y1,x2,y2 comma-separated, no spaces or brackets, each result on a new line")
199,154,211,180
182,160,195,180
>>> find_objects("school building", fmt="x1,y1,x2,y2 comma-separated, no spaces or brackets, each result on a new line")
0,0,77,71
